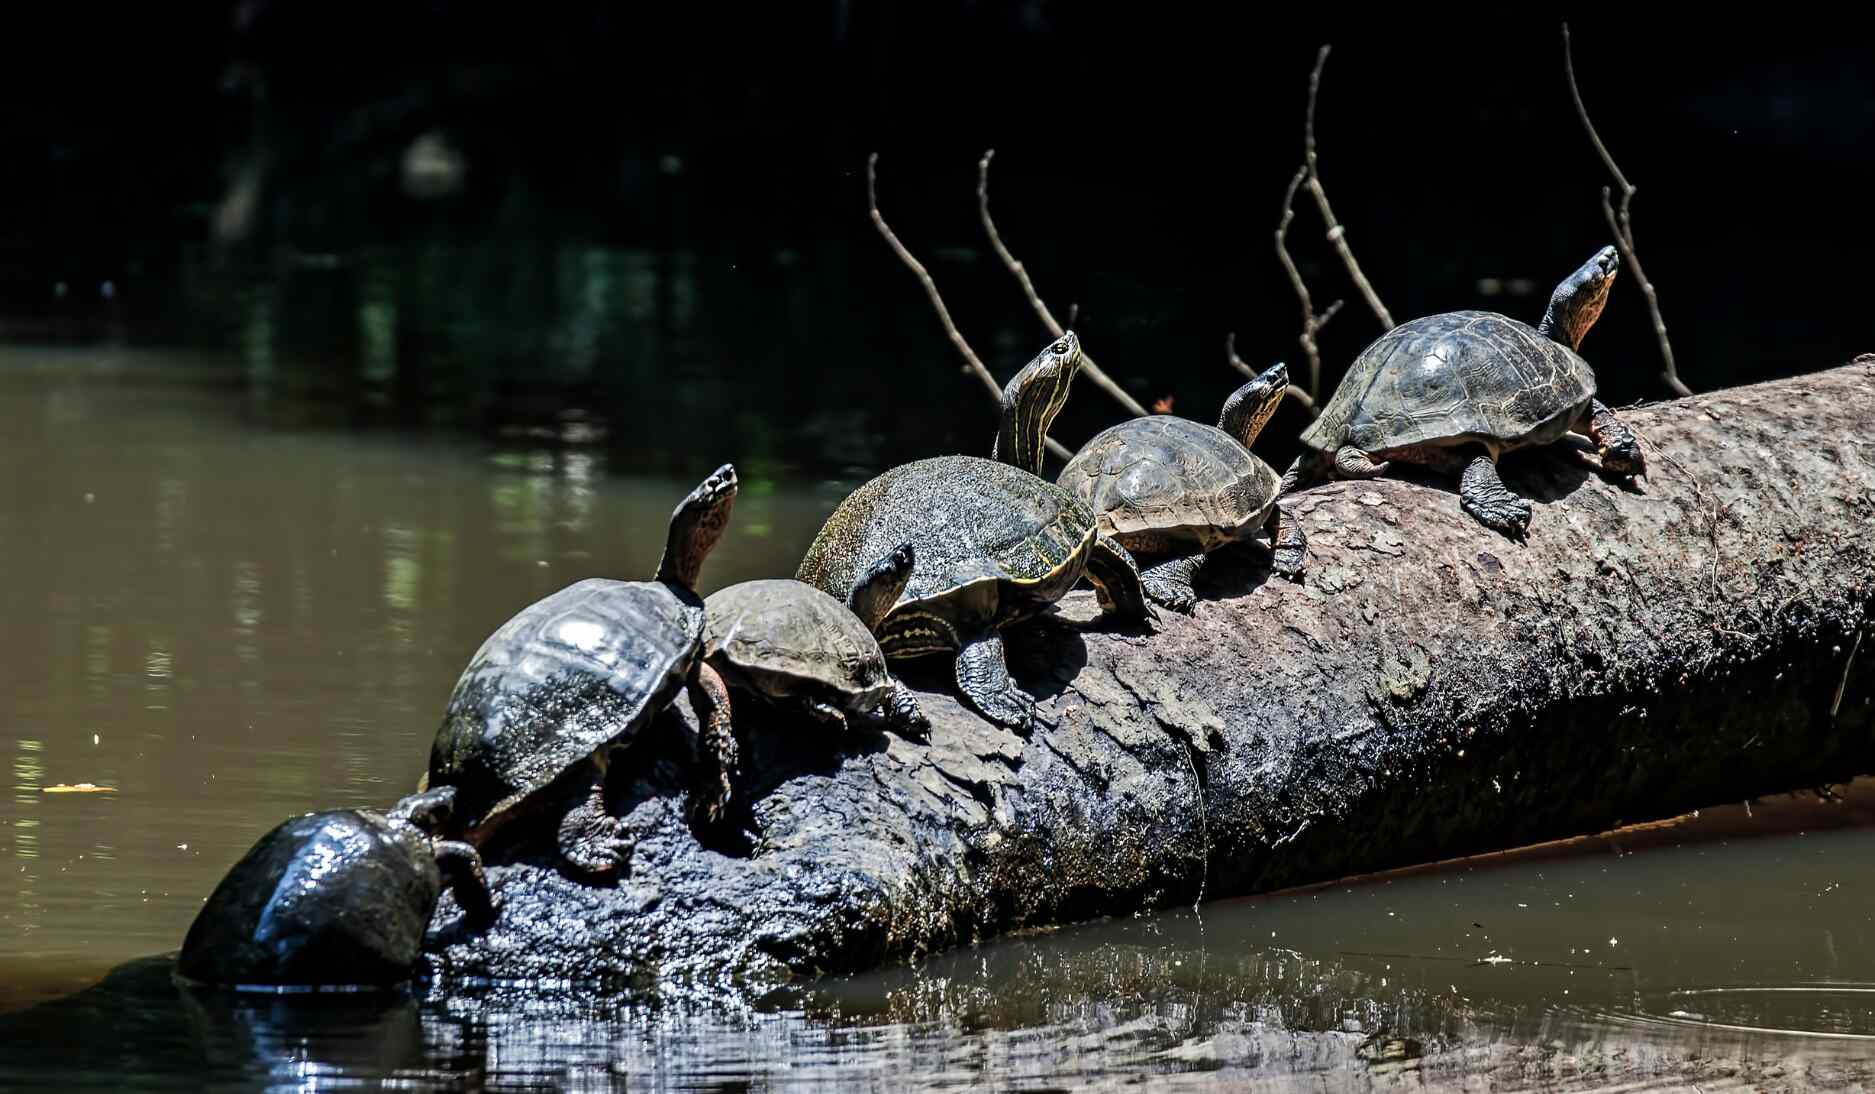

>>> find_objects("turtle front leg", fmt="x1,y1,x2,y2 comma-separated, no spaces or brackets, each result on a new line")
556,762,635,879
687,660,738,827
433,839,496,927
1083,536,1156,625
1585,400,1644,477
1139,554,1202,614
955,630,1048,732
1458,451,1532,539
1334,446,1390,479
1265,503,1308,581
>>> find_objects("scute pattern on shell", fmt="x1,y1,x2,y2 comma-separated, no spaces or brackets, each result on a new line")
1302,311,1597,455
1057,416,1282,554
796,455,1096,625
704,579,890,701
429,577,704,830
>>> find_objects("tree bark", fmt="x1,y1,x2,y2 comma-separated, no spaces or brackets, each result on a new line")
422,362,1875,994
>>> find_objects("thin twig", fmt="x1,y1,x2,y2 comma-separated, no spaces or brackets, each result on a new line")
978,150,1149,419
1302,45,1393,332
868,152,1071,462
1273,165,1344,411
1563,24,1692,399
1227,331,1317,413
1832,628,1864,721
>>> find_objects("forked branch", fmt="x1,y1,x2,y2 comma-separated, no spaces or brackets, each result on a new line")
1562,23,1692,398
868,152,1072,462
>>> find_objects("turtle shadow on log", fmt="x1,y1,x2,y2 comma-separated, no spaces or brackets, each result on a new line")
1191,540,1282,603
1519,434,1648,502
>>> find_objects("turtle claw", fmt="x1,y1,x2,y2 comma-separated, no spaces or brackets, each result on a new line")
1462,493,1532,539
1270,543,1307,583
883,683,930,741
1142,578,1197,614
558,809,635,880
1459,453,1531,541
1599,441,1643,478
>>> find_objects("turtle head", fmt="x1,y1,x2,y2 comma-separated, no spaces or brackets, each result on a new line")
1217,361,1289,448
656,463,739,591
848,542,915,632
1540,245,1620,351
991,331,1083,475
387,785,457,835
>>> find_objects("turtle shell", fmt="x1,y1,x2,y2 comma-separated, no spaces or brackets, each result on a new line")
1056,416,1281,556
1302,311,1597,457
703,579,891,709
175,809,437,988
426,577,703,834
795,455,1096,643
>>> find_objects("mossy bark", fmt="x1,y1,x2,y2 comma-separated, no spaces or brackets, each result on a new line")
423,361,1875,995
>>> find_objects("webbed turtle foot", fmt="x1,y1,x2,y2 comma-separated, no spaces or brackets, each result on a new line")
882,682,930,741
1139,555,1201,614
1459,452,1532,540
955,631,1049,732
1270,542,1308,582
557,802,635,880
1597,436,1644,477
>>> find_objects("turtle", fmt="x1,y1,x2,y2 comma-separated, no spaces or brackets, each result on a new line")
796,332,1154,732
174,786,493,989
704,542,930,738
1056,360,1307,612
1280,245,1644,537
424,464,740,878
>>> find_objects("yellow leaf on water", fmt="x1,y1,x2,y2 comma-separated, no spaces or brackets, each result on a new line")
42,783,117,794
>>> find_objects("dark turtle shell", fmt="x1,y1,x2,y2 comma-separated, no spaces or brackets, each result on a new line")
1302,311,1597,457
703,579,891,709
175,809,438,988
1057,416,1281,556
796,455,1096,641
427,577,703,833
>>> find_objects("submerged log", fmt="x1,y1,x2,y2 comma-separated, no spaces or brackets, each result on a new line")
423,361,1875,994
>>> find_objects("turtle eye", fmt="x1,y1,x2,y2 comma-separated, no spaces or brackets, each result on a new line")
1051,341,1070,356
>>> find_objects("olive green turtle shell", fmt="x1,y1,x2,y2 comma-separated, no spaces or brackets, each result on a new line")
1302,311,1597,456
703,578,891,706
1057,415,1281,556
795,456,1096,650
427,577,703,833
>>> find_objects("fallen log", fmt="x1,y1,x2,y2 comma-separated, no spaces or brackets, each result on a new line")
423,361,1875,995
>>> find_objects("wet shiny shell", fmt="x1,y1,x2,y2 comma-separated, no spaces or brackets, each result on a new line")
1057,416,1282,555
1302,311,1597,456
703,579,891,707
427,578,703,833
175,809,438,988
796,456,1097,635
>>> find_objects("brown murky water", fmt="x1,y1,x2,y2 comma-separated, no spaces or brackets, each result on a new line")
3,350,1874,1090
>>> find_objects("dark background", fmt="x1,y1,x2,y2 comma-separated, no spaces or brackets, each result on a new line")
3,4,1870,477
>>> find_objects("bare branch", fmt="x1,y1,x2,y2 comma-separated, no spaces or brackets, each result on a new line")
1563,24,1692,399
977,149,1150,419
868,152,1072,461
1227,331,1316,413
1301,45,1393,332
1273,164,1345,411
